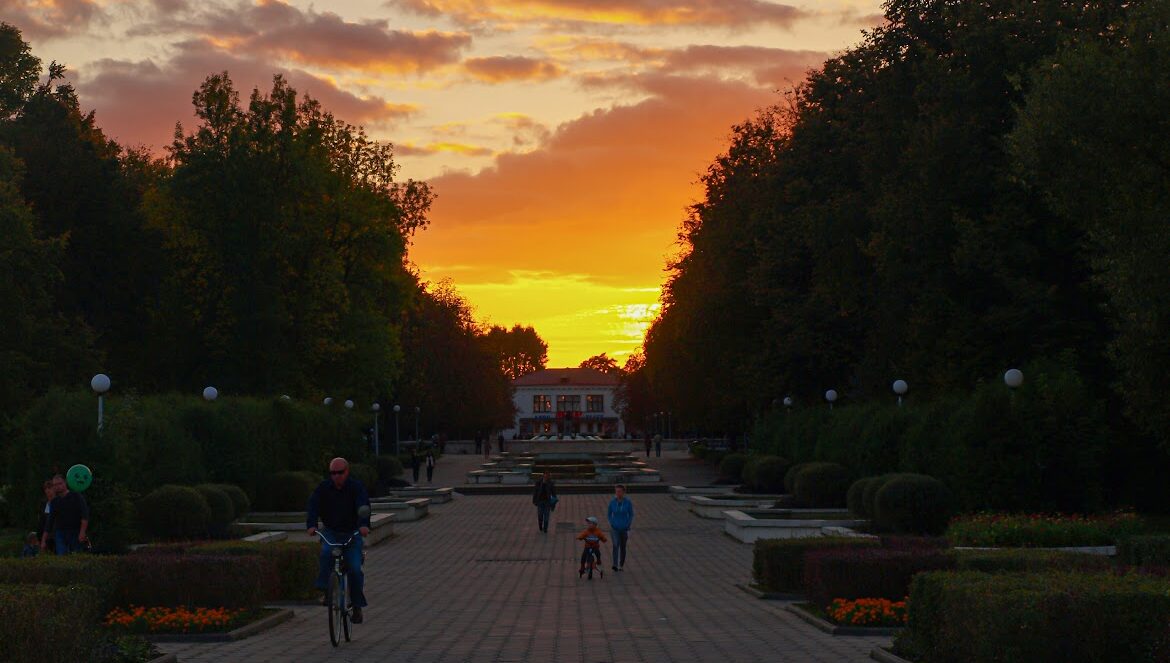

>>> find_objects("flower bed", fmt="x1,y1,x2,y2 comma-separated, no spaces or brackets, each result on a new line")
105,606,256,634
946,512,1145,547
826,598,907,627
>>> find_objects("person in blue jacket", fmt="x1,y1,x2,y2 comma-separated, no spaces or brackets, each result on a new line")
606,484,634,571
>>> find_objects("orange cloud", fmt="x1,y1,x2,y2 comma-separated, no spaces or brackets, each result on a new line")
0,0,104,39
464,56,565,83
393,0,808,28
396,141,494,156
76,40,418,152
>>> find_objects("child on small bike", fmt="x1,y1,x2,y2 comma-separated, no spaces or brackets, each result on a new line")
577,516,608,579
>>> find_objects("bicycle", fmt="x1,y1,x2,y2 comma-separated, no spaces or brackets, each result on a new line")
317,530,361,646
580,547,604,581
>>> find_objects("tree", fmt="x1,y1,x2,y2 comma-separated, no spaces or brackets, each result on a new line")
579,353,620,375
481,324,548,380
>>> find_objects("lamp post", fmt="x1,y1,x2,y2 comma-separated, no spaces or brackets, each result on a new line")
893,380,908,407
1004,369,1024,389
783,396,793,410
414,406,420,442
203,386,218,402
825,389,838,410
393,405,401,456
323,397,333,406
344,399,354,410
371,404,381,456
91,374,111,434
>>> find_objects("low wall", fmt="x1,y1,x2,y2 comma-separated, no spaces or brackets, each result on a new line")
444,439,693,454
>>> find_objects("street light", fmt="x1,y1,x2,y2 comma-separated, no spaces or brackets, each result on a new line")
371,403,381,456
1004,369,1024,389
280,394,291,401
414,406,420,442
91,374,111,433
783,396,793,409
203,386,218,402
825,389,838,410
323,397,333,406
893,380,908,407
393,404,401,455
344,399,354,410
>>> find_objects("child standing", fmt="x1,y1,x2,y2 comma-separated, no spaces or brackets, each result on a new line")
576,516,607,579
20,532,39,558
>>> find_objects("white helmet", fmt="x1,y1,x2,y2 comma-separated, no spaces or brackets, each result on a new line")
586,516,598,525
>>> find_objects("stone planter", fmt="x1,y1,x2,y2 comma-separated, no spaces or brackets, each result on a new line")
688,495,778,519
669,485,742,501
371,497,430,521
723,510,870,544
389,487,453,504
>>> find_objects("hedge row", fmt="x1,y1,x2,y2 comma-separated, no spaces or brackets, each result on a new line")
752,537,879,593
898,571,1170,663
1118,535,1170,567
803,547,954,608
847,474,953,535
0,584,102,663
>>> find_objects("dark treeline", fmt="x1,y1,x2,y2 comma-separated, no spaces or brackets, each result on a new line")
635,0,1170,504
0,24,542,437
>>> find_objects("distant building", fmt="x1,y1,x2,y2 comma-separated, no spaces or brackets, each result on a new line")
505,368,623,439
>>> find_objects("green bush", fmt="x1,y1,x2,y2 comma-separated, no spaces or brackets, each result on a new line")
741,456,759,490
187,541,318,601
254,471,320,512
946,512,1146,547
1118,535,1170,567
752,536,880,593
863,474,895,520
0,584,102,663
718,453,748,482
0,556,119,608
194,484,235,534
115,553,273,609
749,456,791,493
873,474,953,535
86,482,137,554
212,484,251,520
847,477,878,517
784,462,813,494
348,463,378,490
136,485,211,540
792,462,852,508
897,571,1170,663
804,547,955,608
375,455,404,483
954,549,1112,573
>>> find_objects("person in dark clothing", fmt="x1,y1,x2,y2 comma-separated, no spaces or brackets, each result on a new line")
654,434,662,457
426,451,435,483
644,434,652,458
21,532,38,558
44,475,88,555
532,472,557,533
474,433,482,455
306,458,372,624
36,479,53,552
410,450,421,483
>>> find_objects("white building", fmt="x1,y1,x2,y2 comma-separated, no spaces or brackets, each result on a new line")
505,368,624,439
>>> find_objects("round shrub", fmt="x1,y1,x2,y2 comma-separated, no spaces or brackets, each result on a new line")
348,463,378,489
873,473,953,535
213,483,251,520
847,477,878,517
792,462,853,508
193,484,235,533
784,462,814,494
137,485,211,540
750,456,792,493
375,455,404,484
863,474,896,518
719,453,749,483
254,471,321,512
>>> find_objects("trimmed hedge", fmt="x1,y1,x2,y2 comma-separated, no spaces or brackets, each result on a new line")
873,474,953,535
784,462,813,494
115,553,273,609
752,536,880,593
792,462,852,508
0,556,119,608
136,485,211,540
0,584,102,663
375,455,404,483
863,474,895,521
719,453,748,483
1118,535,1170,567
803,547,955,608
898,571,1170,663
348,463,378,492
213,484,251,520
847,477,877,517
194,484,235,534
743,455,790,493
254,471,321,512
953,549,1112,573
186,541,319,601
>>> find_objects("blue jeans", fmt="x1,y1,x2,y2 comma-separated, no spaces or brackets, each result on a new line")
316,529,367,608
612,529,629,567
536,503,551,531
54,530,82,555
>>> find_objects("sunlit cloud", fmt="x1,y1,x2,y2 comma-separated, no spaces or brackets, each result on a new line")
391,0,809,29
0,0,105,39
396,141,494,156
464,55,565,83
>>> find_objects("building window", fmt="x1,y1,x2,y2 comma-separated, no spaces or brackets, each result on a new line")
556,395,581,412
587,395,604,412
533,395,552,413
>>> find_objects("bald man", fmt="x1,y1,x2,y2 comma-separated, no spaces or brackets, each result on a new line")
307,457,371,623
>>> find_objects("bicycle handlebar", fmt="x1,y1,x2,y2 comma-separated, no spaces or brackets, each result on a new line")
315,530,362,547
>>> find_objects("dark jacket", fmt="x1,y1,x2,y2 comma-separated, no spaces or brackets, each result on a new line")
46,492,89,533
306,478,371,532
532,478,557,506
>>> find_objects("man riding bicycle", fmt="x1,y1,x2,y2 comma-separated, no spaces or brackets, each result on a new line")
307,457,371,624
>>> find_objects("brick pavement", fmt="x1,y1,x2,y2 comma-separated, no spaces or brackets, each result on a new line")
162,452,888,662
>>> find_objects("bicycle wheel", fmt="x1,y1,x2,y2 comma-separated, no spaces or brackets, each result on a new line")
341,575,351,642
328,572,341,647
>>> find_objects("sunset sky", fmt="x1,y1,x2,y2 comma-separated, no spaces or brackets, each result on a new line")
3,0,882,366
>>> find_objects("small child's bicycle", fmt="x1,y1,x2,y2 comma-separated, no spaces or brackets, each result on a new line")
579,547,604,580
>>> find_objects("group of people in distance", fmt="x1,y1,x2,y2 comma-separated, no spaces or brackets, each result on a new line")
24,474,89,557
532,473,635,579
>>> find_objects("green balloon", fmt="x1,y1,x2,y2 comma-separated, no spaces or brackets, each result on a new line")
66,464,93,492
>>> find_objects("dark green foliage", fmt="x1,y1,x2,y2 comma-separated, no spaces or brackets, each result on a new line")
213,484,251,520
747,456,790,493
136,485,210,540
953,549,1112,574
803,547,955,608
784,462,812,494
255,471,320,513
0,557,119,608
1117,535,1170,568
718,453,748,482
873,474,953,535
897,571,1170,663
184,541,319,601
194,484,235,534
792,462,852,508
752,536,880,593
847,477,877,517
114,553,272,609
375,455,404,483
863,475,895,519
348,463,378,491
0,584,101,663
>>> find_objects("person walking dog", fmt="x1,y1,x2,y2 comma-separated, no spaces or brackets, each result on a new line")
607,484,634,571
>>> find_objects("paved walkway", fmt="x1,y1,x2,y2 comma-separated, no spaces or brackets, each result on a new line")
162,453,888,662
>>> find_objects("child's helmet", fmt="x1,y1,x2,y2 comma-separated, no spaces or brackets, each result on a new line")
586,516,598,524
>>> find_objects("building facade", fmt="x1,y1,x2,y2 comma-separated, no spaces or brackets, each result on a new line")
506,368,624,438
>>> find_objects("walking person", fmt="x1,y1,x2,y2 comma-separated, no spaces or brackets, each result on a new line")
644,434,652,458
426,450,435,483
498,432,505,453
484,435,492,459
654,433,662,458
607,484,634,571
43,474,88,555
532,472,557,533
306,457,371,624
410,450,421,484
36,479,53,552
